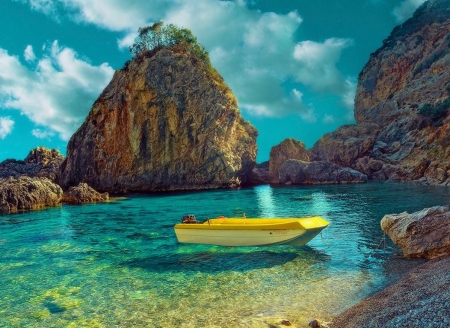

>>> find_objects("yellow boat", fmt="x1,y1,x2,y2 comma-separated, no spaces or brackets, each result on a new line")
174,215,329,246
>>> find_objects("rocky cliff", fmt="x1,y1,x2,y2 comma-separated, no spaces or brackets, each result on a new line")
60,46,257,192
311,0,450,185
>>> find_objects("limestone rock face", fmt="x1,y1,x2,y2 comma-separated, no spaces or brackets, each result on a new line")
59,48,257,193
0,147,64,182
311,0,450,185
381,206,450,258
62,183,109,204
269,138,309,183
278,160,367,185
0,176,63,214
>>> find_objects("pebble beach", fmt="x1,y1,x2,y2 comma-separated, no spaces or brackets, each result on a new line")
329,255,450,328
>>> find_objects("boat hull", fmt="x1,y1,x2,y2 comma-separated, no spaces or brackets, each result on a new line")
174,217,328,247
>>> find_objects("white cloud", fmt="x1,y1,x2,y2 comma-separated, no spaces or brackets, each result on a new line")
0,117,15,139
322,114,335,124
117,29,139,49
24,45,36,61
292,89,303,101
32,128,55,139
341,78,357,110
299,105,317,123
18,0,355,121
19,0,58,15
0,43,114,141
393,0,426,23
17,0,153,28
293,38,353,93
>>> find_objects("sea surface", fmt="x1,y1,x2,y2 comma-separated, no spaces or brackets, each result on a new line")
1,182,449,328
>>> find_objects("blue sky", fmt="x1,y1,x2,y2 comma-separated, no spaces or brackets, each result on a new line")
0,0,426,162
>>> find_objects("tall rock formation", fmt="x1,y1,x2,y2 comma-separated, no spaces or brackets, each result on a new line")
60,46,257,192
311,0,450,185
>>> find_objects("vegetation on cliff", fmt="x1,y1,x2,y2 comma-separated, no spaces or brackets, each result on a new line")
125,22,228,98
418,84,450,126
129,21,208,62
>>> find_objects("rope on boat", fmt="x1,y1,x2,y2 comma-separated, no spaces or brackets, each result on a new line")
320,231,329,246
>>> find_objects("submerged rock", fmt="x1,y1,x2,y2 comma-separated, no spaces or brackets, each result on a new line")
278,160,367,185
0,176,62,214
62,183,109,204
308,319,321,328
381,205,450,258
60,45,257,193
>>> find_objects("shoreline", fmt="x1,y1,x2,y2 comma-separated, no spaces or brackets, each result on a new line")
329,255,450,327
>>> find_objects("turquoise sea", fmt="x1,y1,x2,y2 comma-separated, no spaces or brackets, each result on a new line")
1,182,449,328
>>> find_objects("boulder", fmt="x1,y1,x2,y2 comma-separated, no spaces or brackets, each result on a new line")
0,147,64,182
278,160,367,185
59,46,257,193
0,176,63,214
62,183,109,204
269,138,309,183
381,205,450,258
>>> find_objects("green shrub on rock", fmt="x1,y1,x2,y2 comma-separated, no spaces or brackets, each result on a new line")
418,98,450,126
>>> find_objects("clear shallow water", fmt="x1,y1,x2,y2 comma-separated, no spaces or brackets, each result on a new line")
1,182,449,328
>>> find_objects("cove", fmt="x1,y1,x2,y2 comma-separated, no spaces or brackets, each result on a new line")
1,182,449,327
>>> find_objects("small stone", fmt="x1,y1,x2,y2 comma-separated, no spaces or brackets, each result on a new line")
280,319,292,326
309,319,321,328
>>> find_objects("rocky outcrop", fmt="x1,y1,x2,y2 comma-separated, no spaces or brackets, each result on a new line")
310,0,450,185
248,161,269,185
310,123,380,168
381,206,450,258
0,147,64,182
278,160,367,185
59,46,257,193
269,138,309,183
0,176,63,214
62,183,109,204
